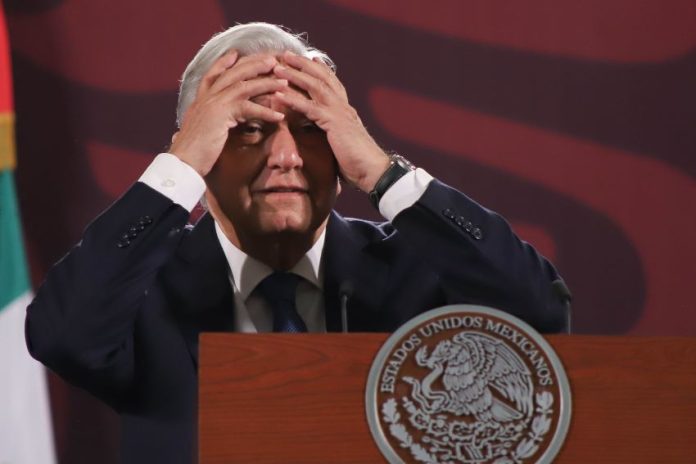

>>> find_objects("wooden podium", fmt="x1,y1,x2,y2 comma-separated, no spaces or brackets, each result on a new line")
199,334,696,463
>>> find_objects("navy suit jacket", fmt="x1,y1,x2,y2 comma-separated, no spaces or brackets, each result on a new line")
26,179,568,463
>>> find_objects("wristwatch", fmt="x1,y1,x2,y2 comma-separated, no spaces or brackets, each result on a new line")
369,153,416,209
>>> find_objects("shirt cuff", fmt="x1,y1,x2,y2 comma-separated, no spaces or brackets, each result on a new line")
138,153,206,212
378,168,434,221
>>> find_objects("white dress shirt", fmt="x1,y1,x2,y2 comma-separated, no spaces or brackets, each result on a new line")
214,221,326,333
139,153,433,332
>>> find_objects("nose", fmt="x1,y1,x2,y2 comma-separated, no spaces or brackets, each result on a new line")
267,125,303,171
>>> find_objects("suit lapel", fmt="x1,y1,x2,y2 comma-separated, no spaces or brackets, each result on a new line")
163,210,403,365
322,211,392,332
161,214,235,367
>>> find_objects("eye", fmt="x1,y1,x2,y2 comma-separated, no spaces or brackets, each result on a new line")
299,120,322,133
240,121,264,135
233,121,267,145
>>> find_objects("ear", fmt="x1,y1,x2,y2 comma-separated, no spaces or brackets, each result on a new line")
335,176,342,196
171,132,179,145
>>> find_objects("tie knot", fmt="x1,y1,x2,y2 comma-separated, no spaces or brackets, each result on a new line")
256,272,301,304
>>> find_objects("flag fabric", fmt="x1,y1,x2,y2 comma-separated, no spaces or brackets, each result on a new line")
0,5,56,463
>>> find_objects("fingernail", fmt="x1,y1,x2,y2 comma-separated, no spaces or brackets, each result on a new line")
285,50,297,56
274,111,285,119
224,50,238,64
274,64,287,72
278,79,288,85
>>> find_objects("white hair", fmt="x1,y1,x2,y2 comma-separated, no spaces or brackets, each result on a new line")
176,22,334,127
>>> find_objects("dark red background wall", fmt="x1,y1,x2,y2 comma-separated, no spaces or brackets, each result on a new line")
5,0,696,462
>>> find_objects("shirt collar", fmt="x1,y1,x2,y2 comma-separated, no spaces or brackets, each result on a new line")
213,220,326,301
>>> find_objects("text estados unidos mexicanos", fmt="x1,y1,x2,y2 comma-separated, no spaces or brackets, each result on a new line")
380,316,554,393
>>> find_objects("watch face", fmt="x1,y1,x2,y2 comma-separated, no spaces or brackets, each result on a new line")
391,154,416,171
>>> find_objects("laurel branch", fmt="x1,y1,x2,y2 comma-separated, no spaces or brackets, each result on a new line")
510,391,554,462
382,389,555,464
382,398,437,463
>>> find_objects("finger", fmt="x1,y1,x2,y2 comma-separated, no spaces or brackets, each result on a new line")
234,100,286,124
274,90,326,124
282,50,334,83
273,64,335,104
223,77,289,101
311,57,348,99
209,54,278,95
281,51,345,97
197,50,239,97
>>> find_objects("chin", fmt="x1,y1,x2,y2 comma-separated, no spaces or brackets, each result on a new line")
262,213,312,236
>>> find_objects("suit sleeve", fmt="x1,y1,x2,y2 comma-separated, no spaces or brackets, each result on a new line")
25,183,190,407
391,179,571,333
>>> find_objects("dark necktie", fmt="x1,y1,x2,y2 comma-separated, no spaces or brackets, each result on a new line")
255,272,307,333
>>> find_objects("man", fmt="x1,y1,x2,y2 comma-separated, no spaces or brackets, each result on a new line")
26,23,570,463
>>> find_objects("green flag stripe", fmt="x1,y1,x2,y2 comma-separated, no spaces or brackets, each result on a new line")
0,169,30,309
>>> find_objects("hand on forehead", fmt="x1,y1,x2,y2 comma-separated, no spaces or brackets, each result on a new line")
232,52,311,106
236,49,335,106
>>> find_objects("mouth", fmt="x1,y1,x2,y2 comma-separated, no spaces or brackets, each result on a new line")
254,187,308,197
258,187,307,193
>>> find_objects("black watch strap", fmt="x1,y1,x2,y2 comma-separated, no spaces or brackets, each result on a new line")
368,154,416,209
